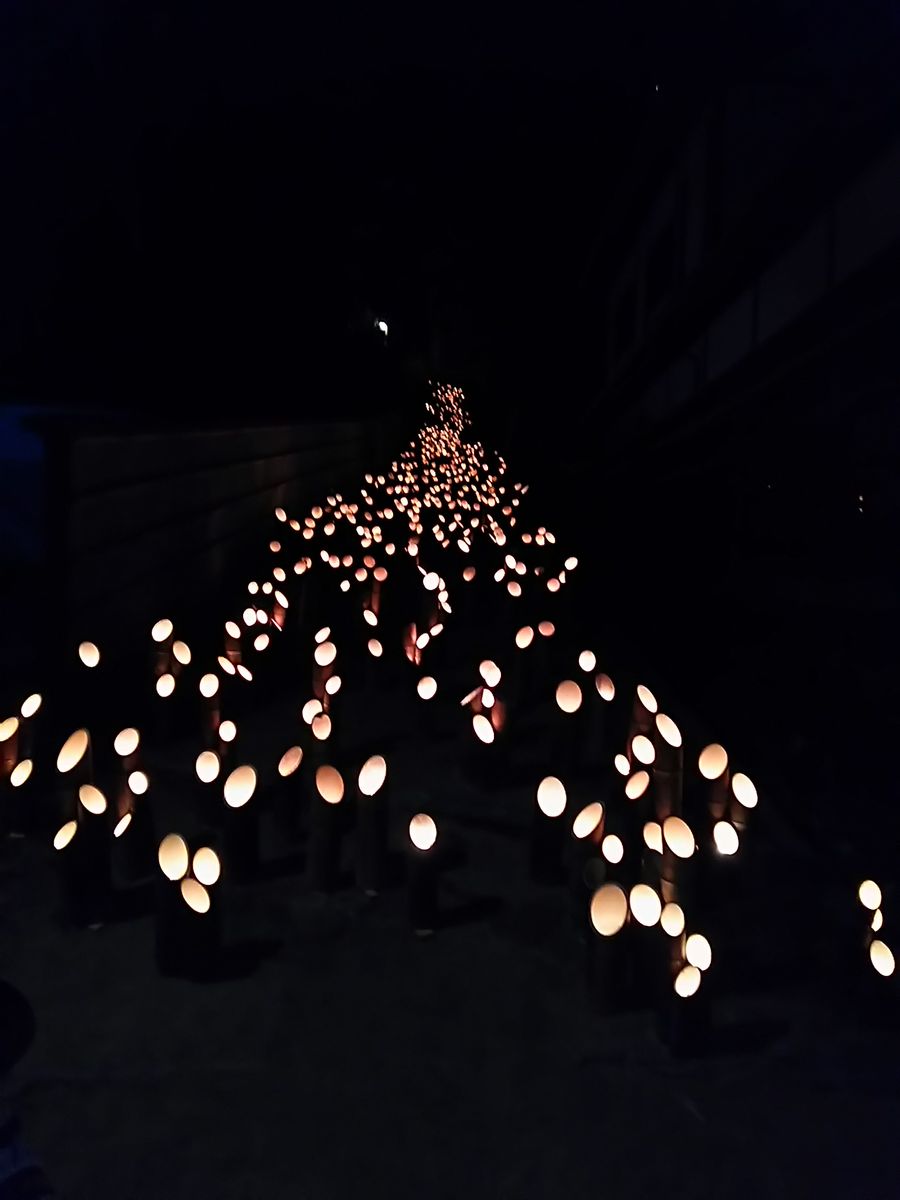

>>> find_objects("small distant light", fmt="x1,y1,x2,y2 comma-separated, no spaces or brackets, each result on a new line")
376,319,389,335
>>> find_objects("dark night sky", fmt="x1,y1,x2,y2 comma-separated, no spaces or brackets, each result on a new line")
0,0,887,425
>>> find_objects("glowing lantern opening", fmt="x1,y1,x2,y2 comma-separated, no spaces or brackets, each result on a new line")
572,802,603,840
643,822,663,853
325,675,342,696
302,699,323,725
172,640,192,666
685,933,712,971
10,760,33,787
409,813,437,851
625,770,650,800
674,965,702,998
159,834,189,880
655,713,682,748
315,627,331,644
315,765,345,805
556,681,583,714
473,714,494,744
417,676,438,700
578,650,596,673
57,729,89,773
660,902,685,937
151,619,174,643
192,847,221,886
156,674,176,698
663,817,695,858
79,784,107,815
596,674,615,701
732,772,758,808
699,743,728,780
713,821,739,855
78,641,100,668
515,626,534,649
590,884,628,937
196,751,221,783
312,713,332,741
315,642,337,667
858,880,882,911
113,813,132,838
20,694,42,719
629,884,662,927
870,940,895,977
631,735,655,765
224,765,257,808
872,909,884,932
53,821,78,851
181,878,211,914
636,685,658,714
219,720,237,743
368,639,383,657
614,754,630,777
538,621,555,638
602,834,624,864
218,656,236,676
278,746,303,777
358,755,387,796
128,771,149,795
479,660,502,688
114,728,140,757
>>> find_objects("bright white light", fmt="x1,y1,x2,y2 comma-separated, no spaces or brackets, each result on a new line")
376,319,389,335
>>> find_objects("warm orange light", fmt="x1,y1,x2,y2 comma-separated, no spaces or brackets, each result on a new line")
53,820,78,851
685,933,712,971
417,676,438,700
219,719,237,743
515,626,534,649
181,878,211,914
409,813,438,851
159,833,189,880
192,847,221,886
151,618,173,643
423,571,440,591
78,641,100,668
663,817,695,858
325,675,342,696
699,743,728,780
595,674,615,701
57,729,89,773
224,765,257,808
614,753,630,777
20,693,42,719
538,621,555,638
590,884,628,936
128,771,149,795
463,566,476,582
871,940,895,976
660,902,685,937
242,607,258,627
713,821,739,855
172,640,191,666
631,734,655,765
872,909,884,932
536,776,566,817
301,699,323,725
218,656,236,676
655,713,682,748
196,751,220,783
859,880,882,911
226,620,241,640
312,713,332,741
572,802,603,839
156,673,175,698
555,680,583,714
10,759,32,787
625,770,650,800
364,609,378,627
315,764,344,804
732,772,758,808
602,834,624,864
674,965,702,997
578,650,596,672
254,633,270,652
114,727,140,757
278,746,303,777
78,784,107,815
358,755,387,796
113,812,132,838
479,660,502,688
315,641,337,667
237,664,253,683
315,626,331,644
636,684,658,714
629,884,662,927
643,821,663,853
473,714,495,744
368,638,383,658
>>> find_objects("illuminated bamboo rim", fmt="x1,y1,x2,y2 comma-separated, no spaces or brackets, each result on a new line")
625,770,650,801
368,638,383,658
699,743,728,780
732,772,758,808
479,660,502,688
78,641,100,668
312,713,332,741
302,699,323,725
409,812,438,851
236,665,253,684
590,884,628,937
225,621,242,641
872,909,884,932
0,717,19,743
78,784,107,815
858,879,882,911
57,729,89,773
224,765,257,808
473,714,495,744
20,693,42,719
196,751,221,783
631,734,655,765
113,812,132,838
152,618,174,643
417,676,438,700
629,884,662,927
315,641,337,667
660,902,685,937
415,632,431,651
172,640,192,666
159,833,189,880
573,802,603,840
363,609,378,627
242,607,258,627
614,753,630,777
315,764,344,804
594,674,615,702
538,621,555,638
114,728,140,757
156,673,176,698
578,650,596,673
423,571,440,591
507,580,522,597
555,680,583,714
643,821,663,853
10,759,33,787
374,566,388,582
635,684,657,714
325,675,342,697
713,820,739,856
515,626,534,649
53,820,78,851
128,771,149,795
655,713,682,748
181,878,211,914
602,834,624,864
463,566,476,582
534,776,565,817
275,505,287,521
481,688,495,709
192,847,221,886
674,965,702,998
278,746,303,778
254,633,270,652
219,720,237,743
248,582,259,595
358,755,387,796
218,656,237,676
663,816,695,858
685,933,712,971
870,939,895,977
430,623,445,638
315,627,331,644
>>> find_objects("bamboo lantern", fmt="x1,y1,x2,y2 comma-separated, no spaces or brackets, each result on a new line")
199,673,221,748
355,755,389,896
586,883,631,1012
698,743,730,822
309,764,345,891
222,765,259,884
53,779,112,927
530,776,567,884
408,813,439,935
273,744,304,840
652,713,683,822
155,834,220,978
